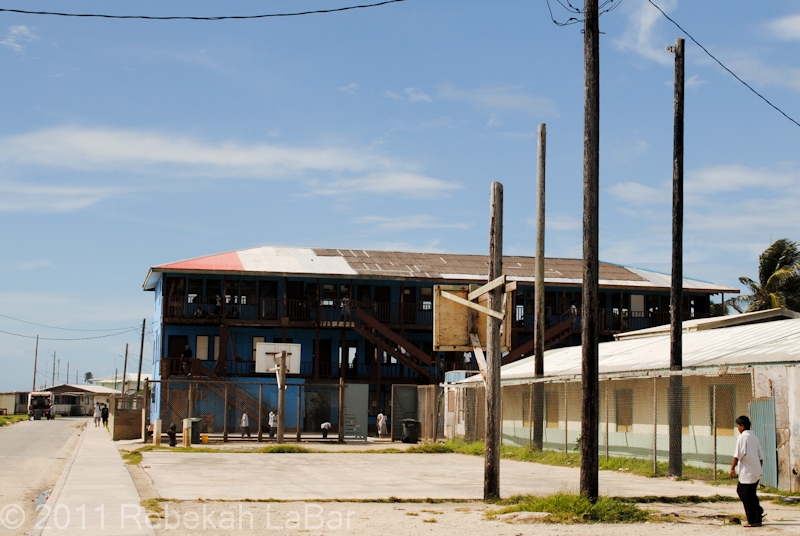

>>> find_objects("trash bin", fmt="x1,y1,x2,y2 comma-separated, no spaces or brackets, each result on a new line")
401,419,420,444
189,418,202,444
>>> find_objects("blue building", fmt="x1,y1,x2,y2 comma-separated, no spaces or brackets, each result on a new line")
143,246,737,433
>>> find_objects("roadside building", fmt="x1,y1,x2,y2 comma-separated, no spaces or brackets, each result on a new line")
47,384,120,416
446,308,800,490
143,246,736,437
0,391,29,415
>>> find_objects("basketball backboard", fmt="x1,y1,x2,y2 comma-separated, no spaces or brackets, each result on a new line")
433,284,512,352
255,342,301,374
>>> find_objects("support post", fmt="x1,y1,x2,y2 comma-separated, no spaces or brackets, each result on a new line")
32,335,39,392
528,381,534,449
604,382,609,461
296,385,303,442
713,385,718,481
580,0,601,502
564,381,568,456
277,351,286,443
484,181,503,501
338,377,345,443
122,344,129,396
653,376,658,475
258,384,263,442
534,123,546,451
668,36,685,478
223,384,229,442
136,318,146,393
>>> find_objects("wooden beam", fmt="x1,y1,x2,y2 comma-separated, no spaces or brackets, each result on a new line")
468,332,487,384
440,291,504,320
467,275,506,302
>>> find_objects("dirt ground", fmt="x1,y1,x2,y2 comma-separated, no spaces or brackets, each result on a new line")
140,499,800,535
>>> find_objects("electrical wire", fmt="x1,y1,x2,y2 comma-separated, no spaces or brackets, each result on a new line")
646,0,800,130
0,0,406,20
546,0,622,26
0,311,141,332
0,327,141,341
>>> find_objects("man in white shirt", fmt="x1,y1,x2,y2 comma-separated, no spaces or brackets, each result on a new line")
268,410,276,439
729,415,765,528
240,412,250,438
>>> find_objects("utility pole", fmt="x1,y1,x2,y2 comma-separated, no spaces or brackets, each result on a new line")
667,37,685,478
57,359,60,384
136,318,146,393
32,336,39,392
484,181,503,501
66,362,70,385
122,343,129,395
580,0,601,502
533,124,546,451
51,352,56,388
276,351,287,443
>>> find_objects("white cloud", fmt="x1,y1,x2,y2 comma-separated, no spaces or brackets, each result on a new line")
723,54,800,90
0,259,52,273
307,172,462,198
608,181,669,205
528,213,582,232
613,0,677,66
339,83,359,94
688,163,799,196
0,25,38,55
685,75,707,89
0,182,125,213
405,87,432,102
0,126,394,178
384,90,401,100
767,13,800,41
437,84,557,116
353,215,470,231
486,113,502,127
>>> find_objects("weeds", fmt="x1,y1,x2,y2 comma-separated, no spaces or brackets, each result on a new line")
488,491,650,524
0,415,28,427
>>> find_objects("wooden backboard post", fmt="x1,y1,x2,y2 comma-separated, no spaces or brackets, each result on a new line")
485,181,503,501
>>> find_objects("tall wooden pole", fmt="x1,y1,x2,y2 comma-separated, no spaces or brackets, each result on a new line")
51,351,56,388
277,351,286,443
668,37,685,477
32,335,39,392
338,377,345,443
580,0,600,502
122,343,129,395
66,362,69,384
484,181,503,501
533,124,546,451
136,318,146,393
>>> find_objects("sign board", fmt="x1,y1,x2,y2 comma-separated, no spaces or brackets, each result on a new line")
433,285,512,352
255,343,301,374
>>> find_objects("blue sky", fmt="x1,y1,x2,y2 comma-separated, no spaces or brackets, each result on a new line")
0,0,798,392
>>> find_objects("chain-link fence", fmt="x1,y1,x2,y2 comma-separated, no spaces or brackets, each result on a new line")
152,380,364,441
446,371,754,479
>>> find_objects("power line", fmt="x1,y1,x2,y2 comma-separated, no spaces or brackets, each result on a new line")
646,0,800,130
0,311,141,332
546,0,621,26
0,0,406,20
0,327,141,341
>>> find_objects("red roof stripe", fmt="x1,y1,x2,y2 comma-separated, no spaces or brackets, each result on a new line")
158,251,244,271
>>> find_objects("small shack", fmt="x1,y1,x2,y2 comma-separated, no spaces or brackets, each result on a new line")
47,384,120,416
445,308,800,491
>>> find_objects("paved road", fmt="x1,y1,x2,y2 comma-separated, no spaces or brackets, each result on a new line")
0,417,85,534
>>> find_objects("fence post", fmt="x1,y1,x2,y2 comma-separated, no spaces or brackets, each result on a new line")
653,376,658,475
528,382,533,449
713,384,717,481
296,385,302,442
564,382,568,456
223,384,229,442
258,384,263,442
166,380,171,429
187,382,193,419
605,382,609,461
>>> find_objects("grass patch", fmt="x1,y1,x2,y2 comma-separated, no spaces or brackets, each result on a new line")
489,492,650,524
406,443,454,454
422,518,438,523
121,450,143,465
0,415,28,427
619,495,737,504
141,499,164,514
255,445,311,454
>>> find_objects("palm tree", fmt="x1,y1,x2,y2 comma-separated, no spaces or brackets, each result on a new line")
732,239,800,313
84,372,94,383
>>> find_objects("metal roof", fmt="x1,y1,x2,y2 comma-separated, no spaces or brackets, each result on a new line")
143,246,738,294
487,315,800,383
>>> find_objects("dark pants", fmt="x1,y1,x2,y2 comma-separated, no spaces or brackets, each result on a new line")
269,426,276,438
737,480,761,525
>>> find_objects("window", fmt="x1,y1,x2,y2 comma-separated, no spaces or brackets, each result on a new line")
667,386,690,434
615,389,633,432
546,391,559,428
710,385,735,437
196,336,209,361
420,287,433,311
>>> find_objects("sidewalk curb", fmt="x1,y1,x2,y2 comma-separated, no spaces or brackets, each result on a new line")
28,422,88,536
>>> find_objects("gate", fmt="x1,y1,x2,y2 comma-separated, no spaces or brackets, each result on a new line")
391,384,418,441
748,397,777,488
344,383,368,440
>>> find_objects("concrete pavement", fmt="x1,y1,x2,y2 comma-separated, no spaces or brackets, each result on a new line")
29,420,155,536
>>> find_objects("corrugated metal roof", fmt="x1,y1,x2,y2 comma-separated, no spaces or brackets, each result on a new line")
143,246,739,293
491,316,800,382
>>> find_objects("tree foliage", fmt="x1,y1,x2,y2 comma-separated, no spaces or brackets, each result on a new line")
84,372,94,383
732,239,800,313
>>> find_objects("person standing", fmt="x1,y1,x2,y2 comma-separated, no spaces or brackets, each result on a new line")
93,403,101,427
181,345,193,375
240,412,251,438
730,415,765,528
377,411,388,439
268,409,276,439
101,404,109,428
